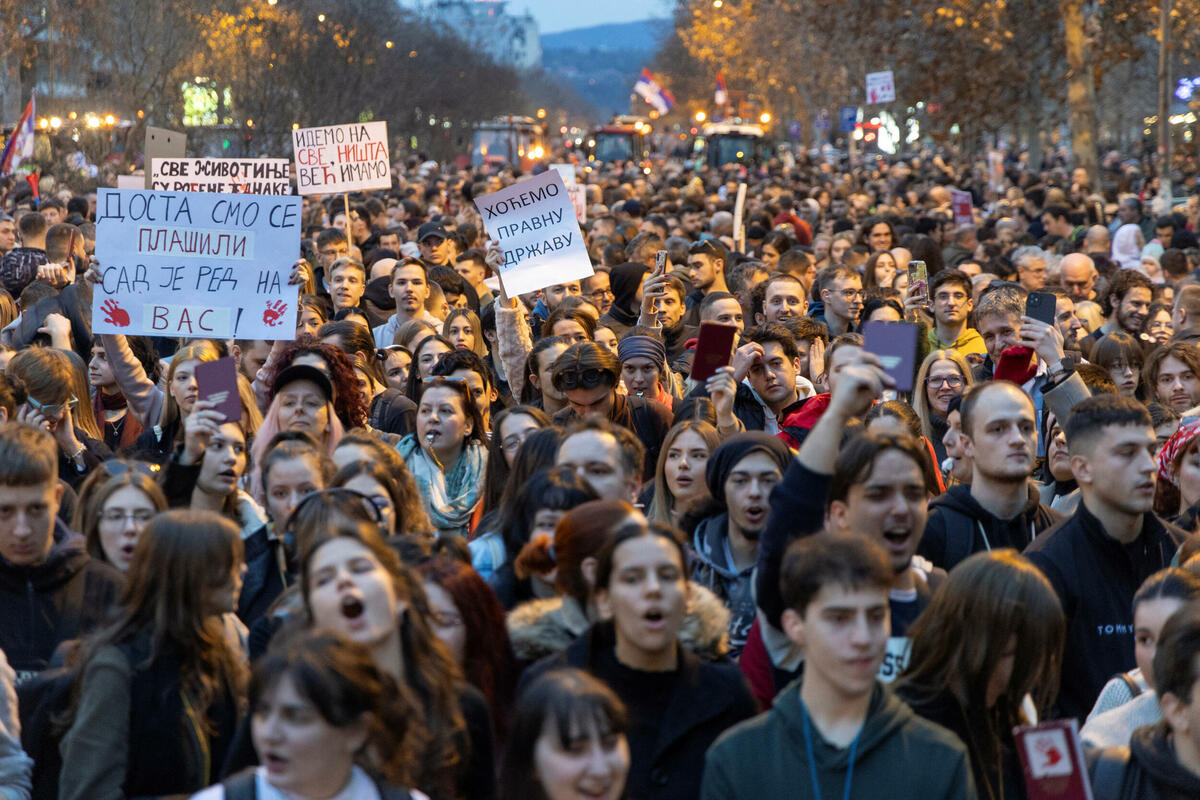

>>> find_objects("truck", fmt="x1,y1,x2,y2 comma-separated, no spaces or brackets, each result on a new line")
470,116,547,172
586,116,652,165
694,122,768,167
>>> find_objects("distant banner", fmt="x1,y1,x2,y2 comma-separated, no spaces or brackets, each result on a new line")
475,171,593,296
93,189,302,340
950,189,974,226
151,158,291,194
292,121,390,194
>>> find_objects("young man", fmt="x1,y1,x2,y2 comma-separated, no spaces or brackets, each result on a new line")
313,227,350,284
684,239,730,325
0,425,121,681
453,249,493,307
752,274,807,326
550,342,672,481
698,291,745,337
554,418,644,504
581,270,614,316
1171,284,1200,345
920,381,1061,571
1026,394,1189,721
1090,268,1152,341
0,213,16,257
974,286,1024,380
742,324,809,428
703,534,974,800
814,265,862,336
1145,342,1200,414
691,433,790,654
0,210,48,297
927,268,985,360
326,257,367,313
372,259,436,348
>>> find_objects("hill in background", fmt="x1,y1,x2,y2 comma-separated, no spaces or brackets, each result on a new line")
541,19,670,120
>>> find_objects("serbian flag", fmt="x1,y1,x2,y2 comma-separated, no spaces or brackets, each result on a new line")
715,72,728,106
0,92,35,177
634,69,675,115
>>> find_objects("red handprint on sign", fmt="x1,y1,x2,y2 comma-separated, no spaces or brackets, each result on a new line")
263,300,287,327
101,299,130,327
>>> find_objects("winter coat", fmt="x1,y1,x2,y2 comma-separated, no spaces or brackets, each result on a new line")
920,482,1062,571
690,513,756,652
1025,502,1189,721
702,680,975,800
506,584,731,666
523,620,757,800
1086,722,1200,800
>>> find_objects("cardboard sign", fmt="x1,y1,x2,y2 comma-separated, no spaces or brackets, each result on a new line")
116,175,144,189
1014,720,1095,800
92,188,302,340
151,158,290,195
474,170,593,297
292,121,391,195
866,70,896,104
143,127,187,190
951,189,974,226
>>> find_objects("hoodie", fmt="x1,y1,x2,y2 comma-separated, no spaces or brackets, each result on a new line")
920,482,1062,571
691,513,756,652
0,521,121,682
702,680,975,800
1088,722,1200,800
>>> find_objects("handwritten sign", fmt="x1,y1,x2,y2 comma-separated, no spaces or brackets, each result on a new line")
950,189,974,227
566,184,587,224
151,158,291,195
291,121,390,195
475,170,593,296
93,189,301,340
866,70,896,104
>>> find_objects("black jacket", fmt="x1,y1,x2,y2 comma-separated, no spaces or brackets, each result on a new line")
0,520,121,681
1025,502,1189,721
920,482,1062,571
757,460,828,631
236,524,289,627
524,621,758,800
1087,722,1200,800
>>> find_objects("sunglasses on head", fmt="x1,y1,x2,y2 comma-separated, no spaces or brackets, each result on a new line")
689,240,721,257
553,367,613,392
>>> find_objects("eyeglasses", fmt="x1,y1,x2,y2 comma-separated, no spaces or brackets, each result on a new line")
587,288,614,300
837,288,864,300
103,459,160,477
553,367,613,392
289,487,384,526
99,509,156,525
926,375,965,389
27,395,78,416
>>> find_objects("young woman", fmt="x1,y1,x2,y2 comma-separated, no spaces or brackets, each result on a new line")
862,250,899,291
913,349,974,463
380,345,413,392
260,339,370,431
524,521,757,800
758,230,793,270
593,326,618,354
296,295,327,339
59,510,246,800
88,335,159,451
78,470,167,572
331,459,409,537
470,466,596,608
859,215,897,252
1154,420,1200,525
1092,332,1145,399
251,365,345,497
300,520,494,800
521,337,570,414
481,405,553,516
444,308,487,359
1141,301,1174,348
397,377,488,538
895,550,1065,800
404,335,455,401
499,669,630,800
195,630,425,800
1039,414,1081,515
419,554,518,742
542,308,594,347
139,340,222,458
331,432,434,539
1081,567,1200,747
647,420,719,529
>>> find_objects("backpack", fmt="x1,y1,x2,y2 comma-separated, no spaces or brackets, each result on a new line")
221,767,414,800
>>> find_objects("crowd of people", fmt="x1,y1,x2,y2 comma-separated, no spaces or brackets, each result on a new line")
0,142,1199,799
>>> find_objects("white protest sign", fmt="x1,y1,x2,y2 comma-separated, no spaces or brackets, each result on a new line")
950,189,974,227
151,158,291,195
732,182,748,252
475,171,593,297
292,121,390,195
566,184,587,224
550,163,576,185
93,189,302,340
115,175,143,189
866,70,896,104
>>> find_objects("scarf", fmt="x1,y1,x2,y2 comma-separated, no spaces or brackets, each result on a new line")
396,434,486,537
93,390,143,450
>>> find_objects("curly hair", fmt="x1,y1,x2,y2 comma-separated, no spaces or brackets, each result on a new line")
263,335,369,428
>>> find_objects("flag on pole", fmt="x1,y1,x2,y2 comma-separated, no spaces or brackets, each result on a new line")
0,92,36,177
715,72,728,107
634,69,675,116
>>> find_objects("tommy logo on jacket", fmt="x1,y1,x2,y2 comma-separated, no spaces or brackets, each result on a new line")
1096,623,1133,635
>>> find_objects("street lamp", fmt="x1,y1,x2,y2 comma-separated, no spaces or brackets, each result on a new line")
695,110,707,123
759,112,772,124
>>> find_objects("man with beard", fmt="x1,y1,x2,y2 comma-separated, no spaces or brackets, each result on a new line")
682,239,730,326
1089,268,1152,342
371,259,438,348
691,433,791,655
1144,342,1200,414
1027,395,1189,721
919,382,1061,571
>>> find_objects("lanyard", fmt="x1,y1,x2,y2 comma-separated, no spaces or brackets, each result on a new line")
801,701,861,800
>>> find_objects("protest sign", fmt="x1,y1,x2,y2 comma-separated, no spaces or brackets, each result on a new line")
292,121,391,194
550,163,576,185
151,158,291,195
143,127,186,190
116,175,143,189
475,170,592,297
839,106,858,133
566,183,587,224
92,188,302,340
866,70,896,104
950,189,974,226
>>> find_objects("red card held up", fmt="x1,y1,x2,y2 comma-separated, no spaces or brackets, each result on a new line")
194,356,242,424
1014,720,1095,800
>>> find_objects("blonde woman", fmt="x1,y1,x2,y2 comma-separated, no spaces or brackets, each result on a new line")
913,348,974,463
